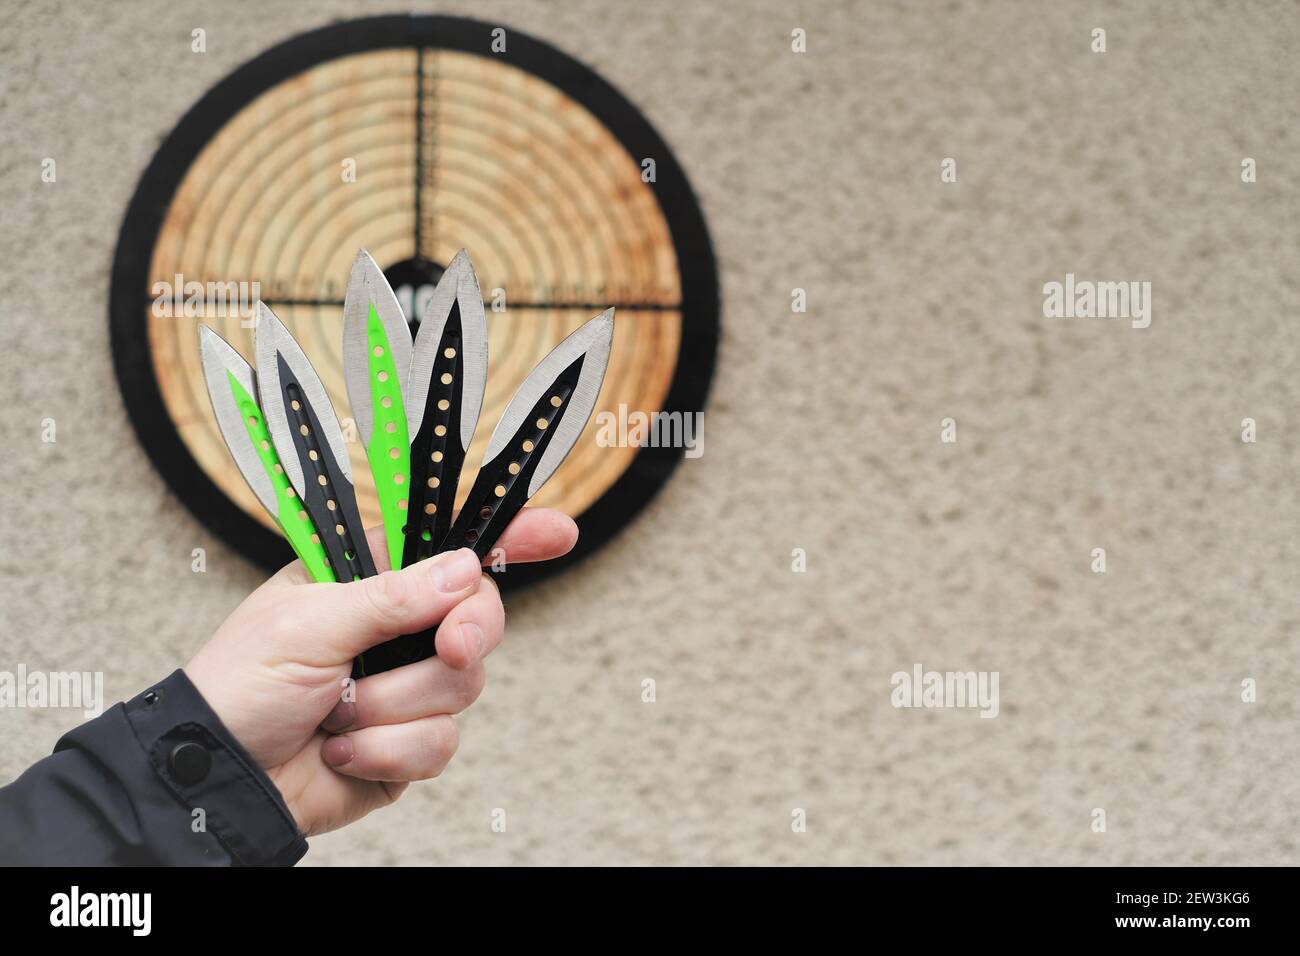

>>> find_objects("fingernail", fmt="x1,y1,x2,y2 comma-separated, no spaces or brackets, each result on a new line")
429,548,480,592
320,701,355,733
321,735,354,767
459,622,484,662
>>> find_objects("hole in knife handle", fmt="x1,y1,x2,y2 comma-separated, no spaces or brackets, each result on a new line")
399,325,467,566
285,381,369,581
452,383,576,555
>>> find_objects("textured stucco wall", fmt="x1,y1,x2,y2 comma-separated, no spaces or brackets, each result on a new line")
1,0,1298,865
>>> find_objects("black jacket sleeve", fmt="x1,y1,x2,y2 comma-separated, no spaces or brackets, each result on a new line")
0,669,307,866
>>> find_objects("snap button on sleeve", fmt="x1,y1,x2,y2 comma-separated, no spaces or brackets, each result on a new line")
169,740,212,784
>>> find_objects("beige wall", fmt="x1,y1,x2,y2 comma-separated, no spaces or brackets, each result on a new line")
1,0,1297,864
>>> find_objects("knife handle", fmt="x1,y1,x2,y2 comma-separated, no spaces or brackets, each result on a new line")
224,369,335,583
361,303,412,574
443,358,582,560
352,627,437,677
278,372,377,584
402,302,468,565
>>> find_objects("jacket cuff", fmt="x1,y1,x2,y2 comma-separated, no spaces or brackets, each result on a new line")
118,670,308,866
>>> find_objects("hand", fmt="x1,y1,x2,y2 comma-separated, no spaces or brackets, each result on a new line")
184,509,578,836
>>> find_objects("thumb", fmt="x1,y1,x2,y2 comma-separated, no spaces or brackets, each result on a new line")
295,548,483,661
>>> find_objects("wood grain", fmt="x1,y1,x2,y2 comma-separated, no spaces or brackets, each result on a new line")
149,49,682,536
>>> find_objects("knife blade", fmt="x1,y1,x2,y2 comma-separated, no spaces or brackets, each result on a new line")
198,324,335,583
254,301,377,584
445,308,615,559
357,308,614,676
402,249,488,564
342,249,414,572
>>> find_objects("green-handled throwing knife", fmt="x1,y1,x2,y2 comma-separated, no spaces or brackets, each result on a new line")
198,325,335,583
342,250,413,572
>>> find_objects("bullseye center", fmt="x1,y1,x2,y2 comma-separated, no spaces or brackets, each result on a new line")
382,256,445,332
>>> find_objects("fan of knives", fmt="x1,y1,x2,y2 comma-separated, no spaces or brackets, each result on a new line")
199,249,614,677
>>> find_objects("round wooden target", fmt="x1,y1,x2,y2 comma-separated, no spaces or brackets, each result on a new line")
110,15,718,589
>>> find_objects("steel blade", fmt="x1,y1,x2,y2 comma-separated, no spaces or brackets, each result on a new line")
408,249,487,446
254,301,353,496
343,249,414,571
342,248,413,444
445,309,614,558
254,301,375,582
198,325,278,516
483,308,615,498
401,249,490,563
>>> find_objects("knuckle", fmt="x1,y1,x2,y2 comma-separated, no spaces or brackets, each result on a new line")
455,665,486,711
362,570,412,627
263,605,300,640
420,717,459,778
367,737,405,780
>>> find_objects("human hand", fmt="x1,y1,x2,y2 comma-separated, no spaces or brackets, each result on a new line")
184,509,577,836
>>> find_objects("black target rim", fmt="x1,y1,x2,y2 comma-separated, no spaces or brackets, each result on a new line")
109,14,719,592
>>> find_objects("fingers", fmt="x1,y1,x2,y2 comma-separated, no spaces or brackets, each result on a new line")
321,657,486,732
487,508,578,565
320,575,503,730
434,575,505,669
321,715,459,782
272,508,576,587
287,548,483,661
